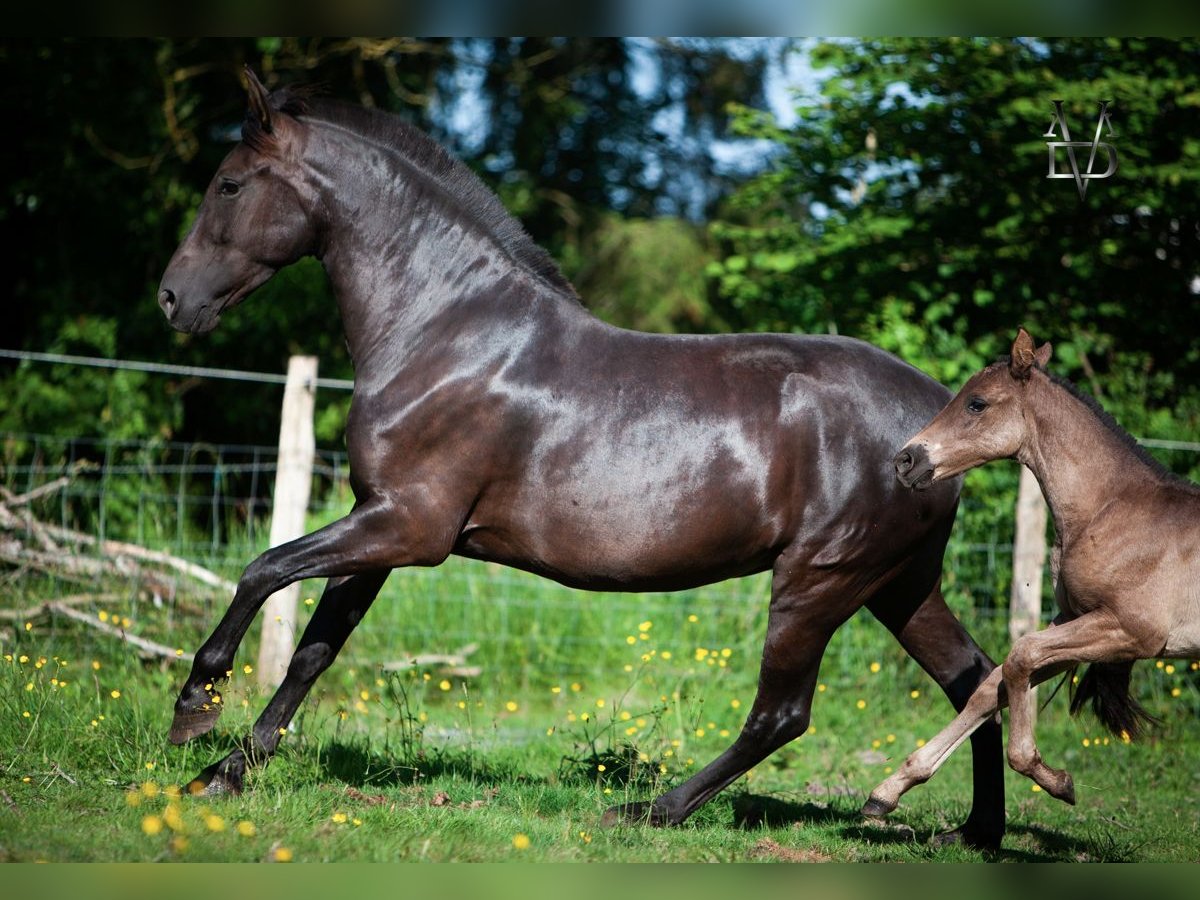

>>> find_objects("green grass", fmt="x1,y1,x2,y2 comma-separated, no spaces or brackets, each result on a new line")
2,556,1199,862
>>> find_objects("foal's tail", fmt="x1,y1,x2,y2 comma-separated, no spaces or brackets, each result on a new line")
1068,661,1159,741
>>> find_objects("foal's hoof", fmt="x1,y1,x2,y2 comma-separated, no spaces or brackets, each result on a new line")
1046,772,1075,806
860,794,897,819
600,801,671,828
185,760,245,797
168,704,223,745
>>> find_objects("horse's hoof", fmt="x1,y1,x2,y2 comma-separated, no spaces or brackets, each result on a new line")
168,705,223,745
931,825,1003,853
860,794,897,819
601,801,670,828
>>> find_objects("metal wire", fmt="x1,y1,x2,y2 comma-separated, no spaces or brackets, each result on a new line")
0,348,354,392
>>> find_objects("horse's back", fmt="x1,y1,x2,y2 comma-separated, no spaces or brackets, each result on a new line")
457,324,959,591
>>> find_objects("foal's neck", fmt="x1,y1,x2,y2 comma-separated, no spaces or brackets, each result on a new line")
1019,372,1152,544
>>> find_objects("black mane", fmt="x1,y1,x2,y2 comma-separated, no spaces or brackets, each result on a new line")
995,355,1196,489
245,87,579,301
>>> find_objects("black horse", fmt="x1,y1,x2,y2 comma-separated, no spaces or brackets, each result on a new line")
157,69,1004,848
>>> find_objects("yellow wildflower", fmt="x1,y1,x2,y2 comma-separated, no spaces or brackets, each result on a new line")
512,833,531,851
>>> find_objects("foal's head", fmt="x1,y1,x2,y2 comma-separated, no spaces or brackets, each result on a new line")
158,68,319,334
895,328,1053,490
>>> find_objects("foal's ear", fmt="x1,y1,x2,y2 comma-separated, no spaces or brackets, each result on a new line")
243,65,273,134
1034,340,1053,370
1010,327,1038,379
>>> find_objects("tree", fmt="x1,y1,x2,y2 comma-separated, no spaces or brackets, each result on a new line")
712,37,1200,435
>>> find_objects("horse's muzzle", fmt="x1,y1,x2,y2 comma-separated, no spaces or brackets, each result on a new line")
894,444,935,490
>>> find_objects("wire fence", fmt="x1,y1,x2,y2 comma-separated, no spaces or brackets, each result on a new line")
1,429,350,565
3,349,1199,685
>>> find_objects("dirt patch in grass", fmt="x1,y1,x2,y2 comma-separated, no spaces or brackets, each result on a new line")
748,836,834,863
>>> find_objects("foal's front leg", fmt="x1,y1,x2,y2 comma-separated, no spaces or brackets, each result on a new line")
863,665,1006,818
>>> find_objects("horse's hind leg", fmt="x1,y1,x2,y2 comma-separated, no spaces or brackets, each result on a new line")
170,500,426,743
186,569,389,795
867,585,1005,850
602,563,858,828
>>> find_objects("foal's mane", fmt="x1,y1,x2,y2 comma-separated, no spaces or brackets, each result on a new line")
995,356,1196,490
245,87,580,302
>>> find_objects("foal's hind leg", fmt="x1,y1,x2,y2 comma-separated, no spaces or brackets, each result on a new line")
1004,612,1144,804
866,585,1005,850
187,569,389,795
602,563,858,828
171,500,433,743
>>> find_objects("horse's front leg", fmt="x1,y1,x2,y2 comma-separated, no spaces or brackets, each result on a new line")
170,499,443,744
187,569,390,794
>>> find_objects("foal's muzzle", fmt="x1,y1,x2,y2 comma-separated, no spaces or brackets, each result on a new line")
158,289,177,320
894,444,935,490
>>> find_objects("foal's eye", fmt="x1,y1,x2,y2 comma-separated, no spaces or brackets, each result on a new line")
218,179,241,197
966,397,989,414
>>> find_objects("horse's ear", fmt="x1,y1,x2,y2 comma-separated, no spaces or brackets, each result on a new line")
1010,327,1037,380
243,65,273,134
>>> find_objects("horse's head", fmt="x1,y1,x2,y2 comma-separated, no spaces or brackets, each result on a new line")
895,327,1053,489
157,68,319,334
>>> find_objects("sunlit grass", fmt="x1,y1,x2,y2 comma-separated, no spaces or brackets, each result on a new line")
3,587,1199,862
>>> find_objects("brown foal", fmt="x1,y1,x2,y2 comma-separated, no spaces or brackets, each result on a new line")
864,328,1200,819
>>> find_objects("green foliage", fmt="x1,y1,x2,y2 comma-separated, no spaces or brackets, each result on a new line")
0,317,180,442
563,213,725,333
714,40,1199,408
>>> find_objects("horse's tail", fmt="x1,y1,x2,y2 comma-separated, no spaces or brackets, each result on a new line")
1068,661,1158,740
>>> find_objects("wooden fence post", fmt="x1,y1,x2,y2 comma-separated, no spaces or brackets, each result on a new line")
257,355,318,690
1010,465,1049,712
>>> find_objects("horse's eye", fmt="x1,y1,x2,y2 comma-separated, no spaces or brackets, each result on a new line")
966,397,989,414
218,179,241,197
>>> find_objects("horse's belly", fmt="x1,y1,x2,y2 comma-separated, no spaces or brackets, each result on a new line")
457,485,781,591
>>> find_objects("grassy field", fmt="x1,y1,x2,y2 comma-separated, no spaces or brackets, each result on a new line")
2,553,1199,864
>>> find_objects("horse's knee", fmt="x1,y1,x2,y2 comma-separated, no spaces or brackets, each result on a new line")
735,703,811,751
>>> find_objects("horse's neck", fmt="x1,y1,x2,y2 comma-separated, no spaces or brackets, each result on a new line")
1020,373,1147,545
316,158,581,375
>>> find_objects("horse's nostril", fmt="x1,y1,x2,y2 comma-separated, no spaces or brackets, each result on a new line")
895,450,913,473
158,289,177,316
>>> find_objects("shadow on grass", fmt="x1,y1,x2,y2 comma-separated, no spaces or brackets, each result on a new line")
313,739,526,788
731,793,921,847
728,791,1135,861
